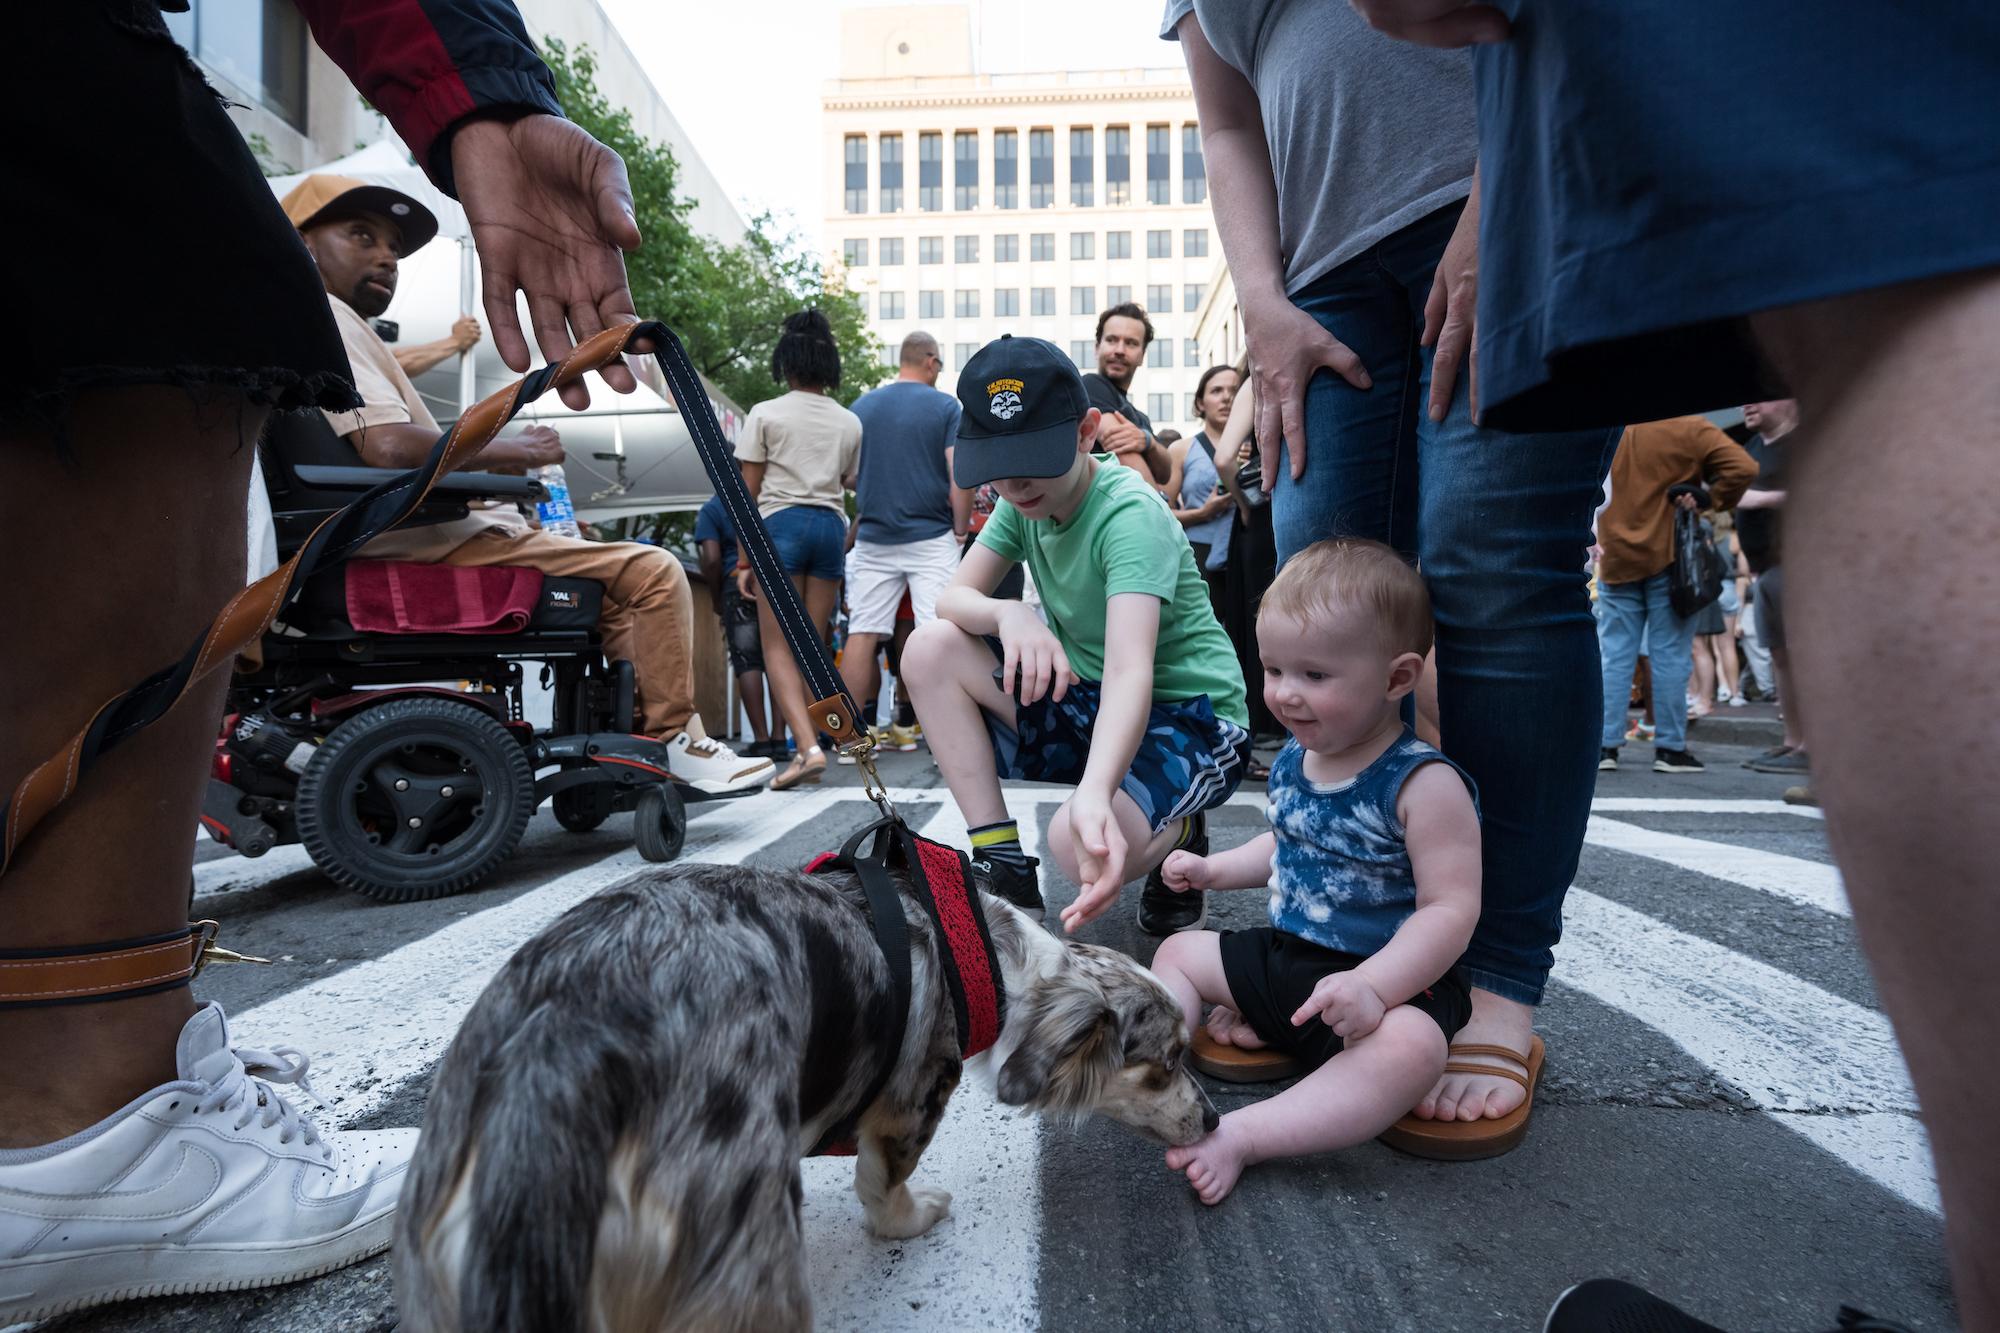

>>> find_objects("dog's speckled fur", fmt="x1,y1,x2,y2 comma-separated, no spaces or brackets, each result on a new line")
394,859,1214,1333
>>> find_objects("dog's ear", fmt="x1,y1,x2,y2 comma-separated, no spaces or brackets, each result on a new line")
996,993,1116,1107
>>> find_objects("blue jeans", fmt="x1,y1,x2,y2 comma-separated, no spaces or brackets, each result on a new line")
1273,202,1621,1007
1596,573,1695,753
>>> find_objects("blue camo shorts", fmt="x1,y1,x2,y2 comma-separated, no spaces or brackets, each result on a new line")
980,640,1252,833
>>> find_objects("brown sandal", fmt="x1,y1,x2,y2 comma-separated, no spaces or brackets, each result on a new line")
1377,1036,1545,1161
769,749,826,791
1190,1028,1302,1083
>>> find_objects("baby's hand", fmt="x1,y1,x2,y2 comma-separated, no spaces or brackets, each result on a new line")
1291,972,1386,1041
1161,849,1210,893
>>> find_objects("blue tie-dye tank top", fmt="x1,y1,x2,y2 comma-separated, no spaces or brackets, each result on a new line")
1265,729,1479,956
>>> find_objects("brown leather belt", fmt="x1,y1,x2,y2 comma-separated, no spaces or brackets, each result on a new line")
0,921,266,1008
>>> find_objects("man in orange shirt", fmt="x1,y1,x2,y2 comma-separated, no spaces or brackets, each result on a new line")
1594,416,1755,773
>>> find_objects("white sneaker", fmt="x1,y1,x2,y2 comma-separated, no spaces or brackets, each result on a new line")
0,1003,416,1324
664,724,774,793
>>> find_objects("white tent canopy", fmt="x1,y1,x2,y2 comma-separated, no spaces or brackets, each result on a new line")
270,143,734,519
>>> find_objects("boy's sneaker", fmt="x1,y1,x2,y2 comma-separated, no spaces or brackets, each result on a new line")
1598,747,1620,771
1653,747,1705,774
1138,814,1209,936
885,722,922,752
0,1004,416,1325
971,852,1046,921
665,723,774,792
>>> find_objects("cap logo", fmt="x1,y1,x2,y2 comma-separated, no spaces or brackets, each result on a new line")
390,202,411,216
986,377,1024,420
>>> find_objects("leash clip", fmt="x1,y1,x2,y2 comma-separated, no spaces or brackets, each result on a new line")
189,919,273,976
844,740,896,819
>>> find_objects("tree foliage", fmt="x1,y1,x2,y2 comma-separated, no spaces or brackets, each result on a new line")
544,40,887,410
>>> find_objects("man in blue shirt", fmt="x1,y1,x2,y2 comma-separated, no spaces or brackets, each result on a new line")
842,332,971,730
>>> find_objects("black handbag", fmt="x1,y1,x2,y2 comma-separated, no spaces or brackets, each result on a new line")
1668,504,1727,618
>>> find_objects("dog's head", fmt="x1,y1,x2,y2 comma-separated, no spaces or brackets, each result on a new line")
988,934,1216,1146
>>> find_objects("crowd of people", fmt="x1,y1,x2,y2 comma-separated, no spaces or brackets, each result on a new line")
2,2,1992,1330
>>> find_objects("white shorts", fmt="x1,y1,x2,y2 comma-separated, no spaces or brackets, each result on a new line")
845,533,960,635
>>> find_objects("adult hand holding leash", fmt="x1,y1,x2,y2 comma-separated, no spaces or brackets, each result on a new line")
1060,789,1129,933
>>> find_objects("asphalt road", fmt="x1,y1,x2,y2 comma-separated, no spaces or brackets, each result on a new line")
20,712,1958,1332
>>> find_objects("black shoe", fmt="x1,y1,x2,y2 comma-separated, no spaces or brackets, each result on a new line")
1653,747,1705,774
1747,748,1811,775
1137,814,1208,935
1598,747,1620,771
970,853,1045,921
1742,742,1795,769
1543,1278,1912,1333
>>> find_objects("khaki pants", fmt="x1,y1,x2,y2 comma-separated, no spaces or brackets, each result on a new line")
438,528,695,737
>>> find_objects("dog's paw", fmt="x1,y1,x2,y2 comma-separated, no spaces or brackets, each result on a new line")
867,1185,953,1239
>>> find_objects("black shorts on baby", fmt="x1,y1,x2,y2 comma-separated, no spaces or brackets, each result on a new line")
1220,927,1472,1072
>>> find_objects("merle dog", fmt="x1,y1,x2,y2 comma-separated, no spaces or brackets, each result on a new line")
395,858,1215,1332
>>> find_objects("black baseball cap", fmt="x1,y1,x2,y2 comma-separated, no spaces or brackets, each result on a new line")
953,335,1090,488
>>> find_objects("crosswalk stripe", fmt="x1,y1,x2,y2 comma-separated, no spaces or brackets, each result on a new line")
192,844,318,901
1557,889,1935,1213
1585,815,1848,917
1590,797,1823,819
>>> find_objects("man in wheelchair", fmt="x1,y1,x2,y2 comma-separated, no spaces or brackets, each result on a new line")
281,174,772,798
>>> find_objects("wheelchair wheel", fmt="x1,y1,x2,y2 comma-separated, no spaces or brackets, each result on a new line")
295,696,536,902
633,783,686,863
552,782,616,833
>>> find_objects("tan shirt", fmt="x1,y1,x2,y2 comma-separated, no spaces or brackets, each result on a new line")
1597,416,1757,586
734,389,862,518
321,296,527,560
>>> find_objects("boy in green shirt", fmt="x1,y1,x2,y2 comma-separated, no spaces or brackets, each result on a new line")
902,335,1252,934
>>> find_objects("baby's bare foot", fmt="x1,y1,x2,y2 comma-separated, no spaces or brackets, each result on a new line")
1203,1006,1267,1049
1164,1118,1254,1205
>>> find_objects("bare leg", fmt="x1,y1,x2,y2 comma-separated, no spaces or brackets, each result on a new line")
1771,648,1806,752
735,667,772,744
1165,1006,1446,1204
1151,933,1267,1049
1689,636,1717,717
1752,267,2000,1330
754,573,839,768
838,630,882,726
0,388,258,1148
900,620,1017,828
1718,618,1743,700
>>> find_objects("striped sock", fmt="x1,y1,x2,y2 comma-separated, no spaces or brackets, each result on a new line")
969,819,1028,869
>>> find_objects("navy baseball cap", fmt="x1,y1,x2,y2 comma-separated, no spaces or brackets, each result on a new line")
953,335,1090,488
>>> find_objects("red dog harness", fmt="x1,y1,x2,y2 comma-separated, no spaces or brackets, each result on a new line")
804,816,1005,1155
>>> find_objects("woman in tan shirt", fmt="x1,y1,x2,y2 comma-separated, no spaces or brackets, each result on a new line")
732,310,862,789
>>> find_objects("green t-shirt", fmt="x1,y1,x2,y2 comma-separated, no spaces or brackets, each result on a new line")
978,457,1248,727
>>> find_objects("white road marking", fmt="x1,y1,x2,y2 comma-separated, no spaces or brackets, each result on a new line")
1589,796,1823,819
1585,815,1849,917
1557,889,1935,1213
192,844,319,901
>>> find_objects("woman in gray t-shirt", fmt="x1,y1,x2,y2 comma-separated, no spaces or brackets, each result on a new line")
1165,0,1620,1158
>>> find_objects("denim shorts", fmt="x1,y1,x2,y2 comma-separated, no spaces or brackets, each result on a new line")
762,505,847,580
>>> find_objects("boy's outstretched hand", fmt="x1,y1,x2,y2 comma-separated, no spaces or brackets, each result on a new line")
1292,972,1386,1040
1059,791,1128,933
996,602,1076,705
1161,848,1210,893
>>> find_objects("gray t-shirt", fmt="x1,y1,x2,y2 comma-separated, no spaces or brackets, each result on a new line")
1162,0,1477,294
849,379,962,544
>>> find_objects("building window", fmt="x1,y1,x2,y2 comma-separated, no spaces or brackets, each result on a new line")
955,235,979,263
1184,228,1210,257
919,236,943,264
955,289,980,318
1031,287,1056,316
879,134,904,212
843,135,867,214
1148,393,1174,423
955,341,979,368
1182,124,1207,204
994,288,1020,316
879,291,904,320
1029,129,1055,208
1070,340,1092,369
1147,283,1172,312
163,1,309,130
1146,124,1170,205
880,237,904,266
954,130,980,210
1070,232,1095,260
1069,127,1094,207
919,131,943,211
882,346,899,369
1184,282,1204,312
994,129,1019,209
1071,286,1096,316
842,238,868,267
1030,232,1055,261
1107,284,1132,307
1105,125,1131,205
919,290,944,319
1185,392,1198,421
1107,231,1131,260
1146,338,1170,369
1147,229,1171,259
994,234,1019,262
1184,338,1200,367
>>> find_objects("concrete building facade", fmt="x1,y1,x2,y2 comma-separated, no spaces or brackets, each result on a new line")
823,5,1222,434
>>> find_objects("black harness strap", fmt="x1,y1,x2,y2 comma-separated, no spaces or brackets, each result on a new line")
808,817,911,1156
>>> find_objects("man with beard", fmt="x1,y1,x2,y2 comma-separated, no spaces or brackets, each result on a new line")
284,175,771,795
1081,302,1173,484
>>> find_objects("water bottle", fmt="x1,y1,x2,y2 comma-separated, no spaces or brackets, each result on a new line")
532,463,581,538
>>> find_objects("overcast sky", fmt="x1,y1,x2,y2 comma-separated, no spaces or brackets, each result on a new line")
596,0,1180,250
